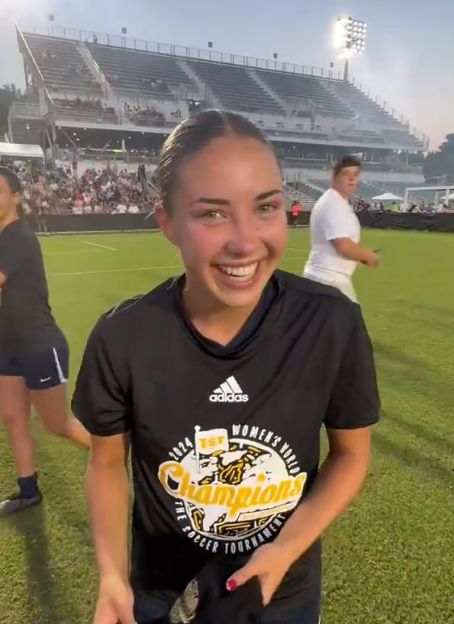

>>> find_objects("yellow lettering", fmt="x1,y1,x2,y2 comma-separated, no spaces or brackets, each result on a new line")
194,485,213,505
158,462,184,493
249,486,262,506
273,480,292,503
212,485,235,506
180,471,196,499
158,461,308,515
229,487,253,517
290,474,307,498
199,435,226,450
259,485,278,506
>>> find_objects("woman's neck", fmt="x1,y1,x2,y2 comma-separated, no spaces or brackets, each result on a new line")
182,283,260,346
0,213,18,232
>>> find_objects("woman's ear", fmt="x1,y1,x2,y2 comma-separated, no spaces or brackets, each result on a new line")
155,202,177,246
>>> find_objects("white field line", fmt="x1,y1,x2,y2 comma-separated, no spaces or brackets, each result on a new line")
49,264,181,277
46,249,110,255
82,240,117,251
50,260,306,277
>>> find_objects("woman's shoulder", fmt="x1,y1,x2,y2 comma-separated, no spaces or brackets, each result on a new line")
276,269,360,323
93,275,181,337
277,269,352,303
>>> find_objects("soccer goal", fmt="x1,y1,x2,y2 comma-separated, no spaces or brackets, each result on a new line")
404,186,454,207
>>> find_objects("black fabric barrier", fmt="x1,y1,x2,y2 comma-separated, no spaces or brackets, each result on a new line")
29,213,160,233
287,211,454,232
29,212,454,234
357,211,454,232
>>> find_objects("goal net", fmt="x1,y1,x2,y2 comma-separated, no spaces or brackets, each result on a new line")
404,186,454,208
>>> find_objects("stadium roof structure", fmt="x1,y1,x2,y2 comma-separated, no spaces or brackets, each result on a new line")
0,142,44,160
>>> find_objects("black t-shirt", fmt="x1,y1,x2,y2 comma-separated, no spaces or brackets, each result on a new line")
0,220,64,352
72,271,380,615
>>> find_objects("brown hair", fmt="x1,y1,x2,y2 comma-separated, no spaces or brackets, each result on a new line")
0,166,24,218
332,155,361,177
156,110,272,215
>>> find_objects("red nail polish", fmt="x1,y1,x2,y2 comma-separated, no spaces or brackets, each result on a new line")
227,579,237,592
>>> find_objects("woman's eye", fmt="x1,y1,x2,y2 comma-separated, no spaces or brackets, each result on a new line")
200,210,225,220
258,203,279,214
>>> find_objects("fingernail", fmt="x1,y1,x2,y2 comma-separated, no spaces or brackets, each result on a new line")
226,579,237,592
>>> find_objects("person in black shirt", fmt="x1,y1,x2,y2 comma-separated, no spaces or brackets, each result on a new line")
72,111,380,624
0,167,90,517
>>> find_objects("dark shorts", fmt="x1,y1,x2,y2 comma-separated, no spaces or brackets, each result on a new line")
133,593,321,624
0,343,69,390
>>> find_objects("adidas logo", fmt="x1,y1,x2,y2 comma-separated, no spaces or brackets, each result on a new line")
209,376,249,403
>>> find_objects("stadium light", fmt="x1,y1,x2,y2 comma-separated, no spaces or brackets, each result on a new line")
333,16,367,81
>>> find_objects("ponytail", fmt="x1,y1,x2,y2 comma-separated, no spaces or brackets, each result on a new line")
16,202,25,219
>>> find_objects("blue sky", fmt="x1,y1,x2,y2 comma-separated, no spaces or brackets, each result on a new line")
0,0,451,149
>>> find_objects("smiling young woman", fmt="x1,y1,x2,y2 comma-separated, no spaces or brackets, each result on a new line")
72,111,380,624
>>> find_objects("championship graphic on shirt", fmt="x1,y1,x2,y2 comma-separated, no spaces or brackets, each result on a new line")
158,425,307,555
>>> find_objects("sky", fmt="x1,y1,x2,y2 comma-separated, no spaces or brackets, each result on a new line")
0,0,452,150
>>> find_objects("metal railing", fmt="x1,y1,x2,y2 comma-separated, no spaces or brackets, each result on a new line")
16,24,55,109
9,102,42,120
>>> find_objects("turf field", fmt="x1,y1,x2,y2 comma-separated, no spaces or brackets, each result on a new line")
0,228,453,624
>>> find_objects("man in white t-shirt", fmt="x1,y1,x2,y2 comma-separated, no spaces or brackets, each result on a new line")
303,156,379,303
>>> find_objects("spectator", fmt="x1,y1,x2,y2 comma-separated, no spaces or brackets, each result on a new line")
8,162,147,216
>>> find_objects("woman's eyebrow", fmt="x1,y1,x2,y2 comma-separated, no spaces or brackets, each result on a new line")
191,189,283,206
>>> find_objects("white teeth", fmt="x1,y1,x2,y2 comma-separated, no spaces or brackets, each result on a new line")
218,262,258,279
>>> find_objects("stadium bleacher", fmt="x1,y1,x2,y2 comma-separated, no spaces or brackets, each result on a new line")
18,29,426,151
327,79,396,126
327,80,423,150
87,44,193,96
8,26,430,207
186,61,285,115
24,34,102,93
257,70,352,119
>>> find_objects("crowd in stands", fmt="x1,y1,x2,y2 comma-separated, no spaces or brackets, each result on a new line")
53,96,182,127
104,73,170,95
353,198,454,214
42,51,99,90
0,160,155,216
122,102,171,126
2,157,454,219
141,78,170,93
54,97,117,119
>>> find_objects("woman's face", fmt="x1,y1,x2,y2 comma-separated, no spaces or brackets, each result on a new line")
0,175,19,221
159,136,287,309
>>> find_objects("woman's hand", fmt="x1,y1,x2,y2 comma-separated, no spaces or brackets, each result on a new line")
93,575,136,624
226,542,293,606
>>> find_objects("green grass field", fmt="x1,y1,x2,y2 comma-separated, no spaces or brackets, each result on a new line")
0,228,453,624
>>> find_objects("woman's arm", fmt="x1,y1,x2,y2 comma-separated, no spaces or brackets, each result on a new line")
274,427,372,562
86,433,131,580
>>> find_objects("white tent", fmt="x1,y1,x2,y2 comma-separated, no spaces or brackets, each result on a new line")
0,143,44,160
371,192,404,202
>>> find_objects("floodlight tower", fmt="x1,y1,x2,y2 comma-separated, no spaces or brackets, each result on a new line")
333,16,367,81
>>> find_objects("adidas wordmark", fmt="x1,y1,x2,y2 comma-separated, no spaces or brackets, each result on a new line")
209,376,249,403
